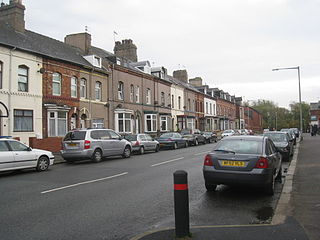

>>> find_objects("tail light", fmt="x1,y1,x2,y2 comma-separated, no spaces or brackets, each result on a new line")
204,154,214,166
84,140,91,149
134,141,141,146
255,157,269,169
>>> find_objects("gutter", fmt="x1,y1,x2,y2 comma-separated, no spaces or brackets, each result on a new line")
8,46,16,135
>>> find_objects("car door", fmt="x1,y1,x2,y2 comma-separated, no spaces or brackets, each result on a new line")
145,134,156,150
107,130,123,155
7,140,37,168
0,140,16,171
96,130,113,157
266,140,280,177
270,140,281,171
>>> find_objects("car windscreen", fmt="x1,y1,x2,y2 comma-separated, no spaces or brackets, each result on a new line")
160,133,174,138
63,131,86,141
124,135,137,141
264,133,287,142
214,139,263,154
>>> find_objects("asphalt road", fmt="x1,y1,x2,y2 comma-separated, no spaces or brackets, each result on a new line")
0,142,287,240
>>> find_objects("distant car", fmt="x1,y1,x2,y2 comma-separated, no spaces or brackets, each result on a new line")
61,129,132,163
156,132,188,149
281,128,296,145
263,129,270,133
0,139,54,172
123,134,159,154
221,129,235,138
290,128,300,138
203,135,282,195
263,131,293,161
180,129,206,146
201,131,217,143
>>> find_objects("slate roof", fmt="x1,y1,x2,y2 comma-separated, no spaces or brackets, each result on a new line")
0,25,93,67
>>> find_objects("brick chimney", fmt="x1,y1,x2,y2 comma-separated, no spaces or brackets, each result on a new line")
189,77,203,87
0,0,25,32
114,39,137,62
65,32,92,55
173,69,188,83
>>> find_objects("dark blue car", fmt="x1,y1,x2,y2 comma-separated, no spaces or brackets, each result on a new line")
157,132,188,150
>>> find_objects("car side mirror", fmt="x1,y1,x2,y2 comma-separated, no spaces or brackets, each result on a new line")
27,147,32,151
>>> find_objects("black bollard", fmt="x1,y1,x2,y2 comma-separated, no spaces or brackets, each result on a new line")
173,170,190,238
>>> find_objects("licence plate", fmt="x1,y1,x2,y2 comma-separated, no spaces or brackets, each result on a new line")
221,160,245,167
68,143,77,147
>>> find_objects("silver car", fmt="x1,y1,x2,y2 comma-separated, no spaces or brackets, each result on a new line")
124,134,160,154
61,129,132,163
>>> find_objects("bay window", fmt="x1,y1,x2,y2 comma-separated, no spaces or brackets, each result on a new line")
48,111,67,137
145,114,157,132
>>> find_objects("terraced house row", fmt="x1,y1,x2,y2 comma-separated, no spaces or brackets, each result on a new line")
0,1,262,151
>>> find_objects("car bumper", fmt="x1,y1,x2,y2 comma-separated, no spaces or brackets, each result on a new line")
203,167,273,186
158,142,174,148
60,149,94,160
131,146,141,152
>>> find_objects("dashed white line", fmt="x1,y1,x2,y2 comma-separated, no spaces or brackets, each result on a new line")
194,151,210,156
41,172,128,194
151,157,185,167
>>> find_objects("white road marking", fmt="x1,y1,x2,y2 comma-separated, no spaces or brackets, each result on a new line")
41,172,128,194
194,151,210,156
151,157,185,167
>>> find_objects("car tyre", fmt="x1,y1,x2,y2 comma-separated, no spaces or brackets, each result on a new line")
276,167,282,183
155,145,160,152
265,175,275,195
173,142,178,150
36,156,50,171
195,139,199,146
122,146,131,158
139,146,145,155
205,182,217,191
184,141,188,148
92,149,102,163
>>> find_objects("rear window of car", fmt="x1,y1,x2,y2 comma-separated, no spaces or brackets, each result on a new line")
264,133,287,142
64,131,86,141
124,135,137,141
0,141,9,151
160,133,174,138
215,139,263,154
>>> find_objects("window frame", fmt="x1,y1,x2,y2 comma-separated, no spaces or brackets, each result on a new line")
160,116,170,132
48,111,68,137
117,113,132,133
71,76,78,98
18,65,29,92
52,72,62,96
160,92,165,106
118,81,124,100
145,114,157,132
95,81,102,101
80,78,87,99
13,109,33,132
130,84,134,102
146,88,151,104
0,61,3,89
135,86,140,103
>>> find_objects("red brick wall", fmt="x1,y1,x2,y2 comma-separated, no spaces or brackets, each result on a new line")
29,137,63,153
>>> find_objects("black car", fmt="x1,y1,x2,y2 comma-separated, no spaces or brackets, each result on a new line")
203,135,282,195
180,129,206,146
156,132,188,149
263,131,293,161
201,131,217,143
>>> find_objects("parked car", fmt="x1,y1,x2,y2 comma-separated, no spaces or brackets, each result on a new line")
281,128,296,145
263,131,293,161
203,135,282,195
180,129,206,146
201,131,217,143
221,129,235,138
123,134,159,154
61,129,132,163
290,128,300,138
156,132,188,149
0,138,54,172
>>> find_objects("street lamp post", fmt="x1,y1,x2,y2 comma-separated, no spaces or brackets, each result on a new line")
272,66,303,133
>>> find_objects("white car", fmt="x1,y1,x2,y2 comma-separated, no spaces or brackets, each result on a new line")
221,130,235,138
0,139,54,172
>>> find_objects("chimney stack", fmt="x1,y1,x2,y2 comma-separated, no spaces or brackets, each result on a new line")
173,69,188,83
114,39,138,62
0,0,25,32
189,77,203,87
65,32,92,55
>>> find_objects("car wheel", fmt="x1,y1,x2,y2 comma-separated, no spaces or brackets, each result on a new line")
122,146,131,158
155,145,160,152
184,141,188,148
139,146,145,155
92,149,102,163
209,139,212,143
36,156,50,171
203,139,206,145
205,182,217,191
265,175,275,195
173,142,178,150
276,167,282,183
195,139,199,146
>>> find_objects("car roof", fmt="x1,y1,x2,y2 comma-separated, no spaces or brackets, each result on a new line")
222,135,265,141
263,131,287,134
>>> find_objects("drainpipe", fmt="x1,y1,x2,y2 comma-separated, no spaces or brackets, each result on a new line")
8,47,17,136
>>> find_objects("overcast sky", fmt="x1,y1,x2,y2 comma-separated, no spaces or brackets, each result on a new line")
22,0,320,108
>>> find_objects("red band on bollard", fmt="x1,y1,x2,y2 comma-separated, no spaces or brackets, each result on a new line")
174,184,188,190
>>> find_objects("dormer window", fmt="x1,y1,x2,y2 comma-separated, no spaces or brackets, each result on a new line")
84,55,102,68
94,56,101,67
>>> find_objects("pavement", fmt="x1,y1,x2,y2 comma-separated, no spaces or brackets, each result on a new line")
131,133,320,240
